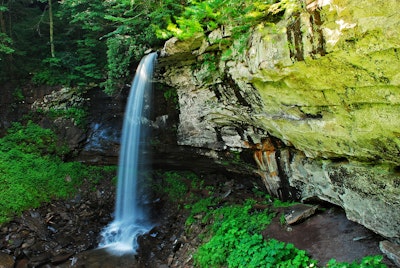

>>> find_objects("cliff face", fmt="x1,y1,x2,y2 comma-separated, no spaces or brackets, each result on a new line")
158,0,400,242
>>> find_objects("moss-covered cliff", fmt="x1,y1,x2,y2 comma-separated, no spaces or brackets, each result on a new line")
244,0,400,165
158,0,400,243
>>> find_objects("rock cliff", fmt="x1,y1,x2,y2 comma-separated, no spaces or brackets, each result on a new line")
157,0,400,243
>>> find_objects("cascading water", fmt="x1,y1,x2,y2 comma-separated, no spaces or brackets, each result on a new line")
99,52,157,255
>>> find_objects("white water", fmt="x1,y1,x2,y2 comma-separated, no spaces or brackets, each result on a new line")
99,52,157,255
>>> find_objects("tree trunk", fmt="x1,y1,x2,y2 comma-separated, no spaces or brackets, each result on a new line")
48,0,55,57
0,1,7,34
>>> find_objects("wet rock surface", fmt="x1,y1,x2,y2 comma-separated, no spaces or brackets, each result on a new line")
71,248,139,268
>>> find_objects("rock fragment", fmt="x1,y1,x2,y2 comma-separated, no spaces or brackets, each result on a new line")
380,240,400,267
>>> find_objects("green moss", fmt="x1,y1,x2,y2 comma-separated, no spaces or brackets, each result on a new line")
0,122,111,223
251,39,400,164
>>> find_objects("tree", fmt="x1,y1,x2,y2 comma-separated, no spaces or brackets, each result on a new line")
0,3,14,65
0,0,55,81
34,0,55,58
47,0,54,57
0,0,189,91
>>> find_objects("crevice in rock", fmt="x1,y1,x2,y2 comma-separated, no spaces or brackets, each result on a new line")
235,126,246,140
287,12,304,62
210,84,223,101
308,9,326,58
393,165,400,174
275,149,298,201
225,75,251,108
304,112,323,119
214,126,224,143
330,157,350,164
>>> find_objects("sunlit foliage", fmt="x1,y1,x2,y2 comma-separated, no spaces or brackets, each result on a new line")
0,0,288,94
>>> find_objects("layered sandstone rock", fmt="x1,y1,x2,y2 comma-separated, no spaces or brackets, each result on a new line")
158,0,400,243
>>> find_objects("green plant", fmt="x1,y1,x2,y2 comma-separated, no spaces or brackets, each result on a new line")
0,121,68,157
232,31,252,55
12,87,24,102
161,0,284,41
86,165,117,187
221,48,233,61
194,199,305,267
191,52,221,83
0,122,114,223
154,171,219,223
326,255,386,268
252,188,271,200
273,198,298,208
191,195,386,268
185,196,218,226
153,171,189,203
279,214,287,226
158,171,386,268
163,88,179,107
0,30,14,55
102,35,141,95
34,52,104,87
227,238,316,268
46,107,87,127
201,53,218,73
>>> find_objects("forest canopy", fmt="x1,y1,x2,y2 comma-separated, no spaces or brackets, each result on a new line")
0,0,283,95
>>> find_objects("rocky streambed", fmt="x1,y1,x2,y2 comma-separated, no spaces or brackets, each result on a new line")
0,172,397,267
0,170,189,268
0,177,115,267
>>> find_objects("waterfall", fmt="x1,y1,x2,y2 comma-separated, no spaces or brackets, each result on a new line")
99,52,157,255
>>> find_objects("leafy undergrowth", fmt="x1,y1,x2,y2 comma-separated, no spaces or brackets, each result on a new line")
157,171,387,268
193,199,316,268
325,256,387,268
0,121,114,224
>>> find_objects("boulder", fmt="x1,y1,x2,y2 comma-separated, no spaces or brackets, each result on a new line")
0,252,14,268
284,203,318,225
380,240,400,267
